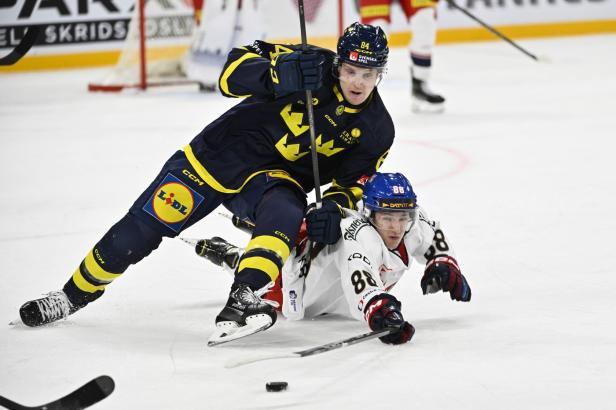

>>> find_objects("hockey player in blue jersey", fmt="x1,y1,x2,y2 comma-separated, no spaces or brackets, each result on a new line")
19,23,396,343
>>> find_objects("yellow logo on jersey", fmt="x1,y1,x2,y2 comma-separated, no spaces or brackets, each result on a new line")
276,103,346,161
280,103,310,137
275,134,310,161
316,135,345,157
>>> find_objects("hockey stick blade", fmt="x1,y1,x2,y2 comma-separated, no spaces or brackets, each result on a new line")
224,327,398,368
0,375,115,410
0,26,40,66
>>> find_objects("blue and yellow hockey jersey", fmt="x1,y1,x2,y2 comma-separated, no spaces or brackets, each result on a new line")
185,40,395,210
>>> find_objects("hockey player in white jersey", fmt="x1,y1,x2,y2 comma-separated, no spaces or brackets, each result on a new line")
197,172,471,344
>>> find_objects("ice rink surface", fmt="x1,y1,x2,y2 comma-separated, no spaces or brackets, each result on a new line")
1,34,615,409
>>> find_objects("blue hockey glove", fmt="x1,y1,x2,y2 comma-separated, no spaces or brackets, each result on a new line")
305,200,342,245
270,50,325,96
421,256,471,302
365,294,415,345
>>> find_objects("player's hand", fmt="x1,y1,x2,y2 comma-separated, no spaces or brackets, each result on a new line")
365,294,415,345
270,50,325,96
305,200,342,245
421,256,471,302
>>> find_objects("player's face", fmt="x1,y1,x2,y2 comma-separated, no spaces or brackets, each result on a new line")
372,211,413,250
338,63,380,105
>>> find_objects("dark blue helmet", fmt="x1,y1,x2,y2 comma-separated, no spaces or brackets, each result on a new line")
362,173,417,216
337,22,389,69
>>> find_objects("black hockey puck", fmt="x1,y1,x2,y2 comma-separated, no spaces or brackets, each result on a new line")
265,382,288,392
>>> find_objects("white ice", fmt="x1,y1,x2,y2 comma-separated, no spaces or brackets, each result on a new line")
1,34,615,410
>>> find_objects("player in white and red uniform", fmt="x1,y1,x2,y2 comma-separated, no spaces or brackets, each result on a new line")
198,172,471,345
359,0,445,112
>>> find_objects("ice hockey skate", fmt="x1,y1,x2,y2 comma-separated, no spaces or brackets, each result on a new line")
19,290,82,327
208,283,279,346
411,77,445,113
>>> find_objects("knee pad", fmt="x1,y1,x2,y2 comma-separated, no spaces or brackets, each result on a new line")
95,213,164,273
234,186,306,289
255,185,306,235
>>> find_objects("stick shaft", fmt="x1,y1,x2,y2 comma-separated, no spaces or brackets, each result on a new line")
297,328,394,357
225,328,396,368
447,0,538,61
297,0,322,205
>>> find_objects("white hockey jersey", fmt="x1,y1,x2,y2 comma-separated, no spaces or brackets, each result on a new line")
281,207,456,322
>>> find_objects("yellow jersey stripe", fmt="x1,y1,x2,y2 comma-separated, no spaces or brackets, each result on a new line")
183,146,303,193
219,52,261,98
333,84,344,102
238,256,280,281
245,235,291,261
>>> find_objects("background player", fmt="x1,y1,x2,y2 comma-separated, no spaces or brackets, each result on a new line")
19,23,395,345
198,172,471,344
359,0,445,112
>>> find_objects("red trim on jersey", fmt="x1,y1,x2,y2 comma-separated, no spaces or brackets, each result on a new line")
396,242,409,265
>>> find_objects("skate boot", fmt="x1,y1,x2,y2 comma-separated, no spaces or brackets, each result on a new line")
208,282,279,346
195,237,241,270
19,291,82,327
411,77,445,113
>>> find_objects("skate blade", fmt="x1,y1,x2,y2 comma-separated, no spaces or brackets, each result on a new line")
411,99,445,114
207,314,274,347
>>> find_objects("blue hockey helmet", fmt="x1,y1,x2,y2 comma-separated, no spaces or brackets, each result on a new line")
362,172,417,218
337,22,389,69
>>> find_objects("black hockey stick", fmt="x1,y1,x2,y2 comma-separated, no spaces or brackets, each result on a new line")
297,0,322,205
224,327,399,368
0,375,114,410
0,26,40,66
446,0,540,62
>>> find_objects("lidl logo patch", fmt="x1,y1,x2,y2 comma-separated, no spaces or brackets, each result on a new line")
143,173,204,232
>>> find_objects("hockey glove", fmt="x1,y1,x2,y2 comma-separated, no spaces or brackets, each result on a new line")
305,200,342,245
270,50,325,96
421,256,471,302
195,237,241,270
365,294,415,345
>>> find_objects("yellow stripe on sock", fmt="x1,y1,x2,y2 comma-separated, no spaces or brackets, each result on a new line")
360,5,390,19
245,235,291,261
72,268,106,293
84,250,122,282
238,256,280,282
